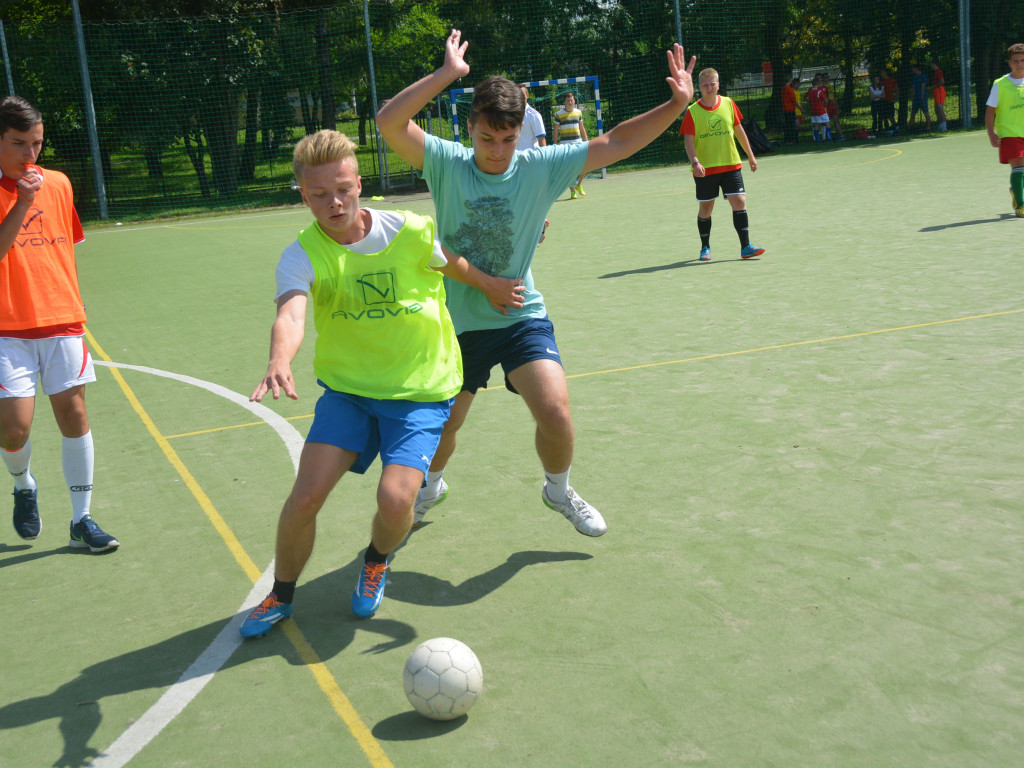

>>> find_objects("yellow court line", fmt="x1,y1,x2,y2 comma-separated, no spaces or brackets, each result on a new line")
84,328,394,768
562,308,1024,381
165,412,313,440
85,329,262,584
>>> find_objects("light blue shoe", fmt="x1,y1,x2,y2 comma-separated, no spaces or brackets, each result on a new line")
240,593,292,638
740,244,765,259
352,561,388,618
699,245,712,261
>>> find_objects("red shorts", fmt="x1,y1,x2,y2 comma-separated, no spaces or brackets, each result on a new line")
999,136,1024,164
932,86,946,105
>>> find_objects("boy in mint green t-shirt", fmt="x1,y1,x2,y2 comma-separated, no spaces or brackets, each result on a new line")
376,30,696,539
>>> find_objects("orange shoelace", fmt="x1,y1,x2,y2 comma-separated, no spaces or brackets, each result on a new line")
252,595,282,616
359,562,388,596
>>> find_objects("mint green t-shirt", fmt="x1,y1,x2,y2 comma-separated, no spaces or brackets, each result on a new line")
422,133,587,333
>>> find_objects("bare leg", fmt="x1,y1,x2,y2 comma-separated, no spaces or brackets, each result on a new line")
274,441,355,582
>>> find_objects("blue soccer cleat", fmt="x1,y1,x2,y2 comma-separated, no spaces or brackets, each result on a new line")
240,593,292,638
740,244,765,259
352,561,388,618
699,245,712,261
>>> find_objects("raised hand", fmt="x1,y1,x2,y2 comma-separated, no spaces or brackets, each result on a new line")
444,29,470,79
665,44,697,104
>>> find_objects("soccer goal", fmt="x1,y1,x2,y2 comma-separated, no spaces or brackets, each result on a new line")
446,75,606,180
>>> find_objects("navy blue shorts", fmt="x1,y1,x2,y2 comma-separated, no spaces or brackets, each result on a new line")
457,316,562,395
306,383,452,474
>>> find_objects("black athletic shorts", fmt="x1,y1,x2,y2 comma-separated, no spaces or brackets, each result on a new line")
695,169,746,201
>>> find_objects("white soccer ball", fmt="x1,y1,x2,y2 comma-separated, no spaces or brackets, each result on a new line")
403,637,483,720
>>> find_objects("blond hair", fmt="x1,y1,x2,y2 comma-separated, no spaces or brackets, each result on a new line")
293,130,357,182
1009,43,1024,59
698,68,719,83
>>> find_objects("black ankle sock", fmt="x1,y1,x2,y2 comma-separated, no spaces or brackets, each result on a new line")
364,542,388,564
272,579,296,604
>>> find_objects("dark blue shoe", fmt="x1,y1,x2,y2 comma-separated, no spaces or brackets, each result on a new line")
240,593,292,638
352,561,388,618
13,483,40,540
69,515,119,552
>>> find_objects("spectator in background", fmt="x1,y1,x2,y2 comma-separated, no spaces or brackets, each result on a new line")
517,84,547,151
869,74,885,136
930,60,948,132
782,76,800,145
909,64,931,133
985,42,1024,217
806,73,831,143
881,68,899,134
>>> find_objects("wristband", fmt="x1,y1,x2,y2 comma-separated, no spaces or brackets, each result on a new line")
690,158,700,166
17,191,34,204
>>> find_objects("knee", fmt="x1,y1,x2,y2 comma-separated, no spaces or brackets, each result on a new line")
0,424,30,451
533,400,574,437
286,486,327,522
376,484,416,526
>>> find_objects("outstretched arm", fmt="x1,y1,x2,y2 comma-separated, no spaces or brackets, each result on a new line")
437,246,525,315
583,44,696,174
375,29,470,171
251,290,307,402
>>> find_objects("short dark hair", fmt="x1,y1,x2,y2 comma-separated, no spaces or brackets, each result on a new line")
0,96,42,137
469,76,525,131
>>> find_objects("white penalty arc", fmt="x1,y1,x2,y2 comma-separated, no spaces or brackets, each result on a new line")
89,361,303,768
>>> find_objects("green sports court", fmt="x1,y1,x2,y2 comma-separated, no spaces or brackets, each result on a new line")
2,132,1022,767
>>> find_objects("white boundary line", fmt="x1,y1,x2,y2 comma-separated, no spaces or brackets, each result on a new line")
89,361,303,767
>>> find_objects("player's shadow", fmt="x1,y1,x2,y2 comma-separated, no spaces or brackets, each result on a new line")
0,549,590,765
920,212,1017,231
387,549,593,607
600,257,752,278
0,543,70,568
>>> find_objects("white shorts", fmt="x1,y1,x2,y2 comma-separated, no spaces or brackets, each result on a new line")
810,114,830,125
0,336,96,398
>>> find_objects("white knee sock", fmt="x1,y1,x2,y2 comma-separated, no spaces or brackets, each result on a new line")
63,432,94,523
544,469,570,502
2,439,35,491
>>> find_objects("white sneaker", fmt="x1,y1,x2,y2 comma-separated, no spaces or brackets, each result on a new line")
413,479,448,527
542,485,607,537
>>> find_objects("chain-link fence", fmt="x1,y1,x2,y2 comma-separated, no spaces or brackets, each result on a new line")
1,1,1020,222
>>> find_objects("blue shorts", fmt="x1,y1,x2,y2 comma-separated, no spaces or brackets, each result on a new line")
305,384,452,474
457,316,562,395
